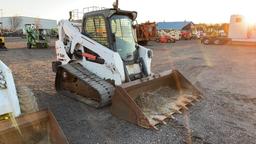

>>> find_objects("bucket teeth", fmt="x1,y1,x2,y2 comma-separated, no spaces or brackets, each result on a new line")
153,117,167,125
170,106,182,114
152,125,159,130
193,98,200,102
181,97,193,103
186,95,200,102
177,104,188,110
176,109,182,114
164,112,176,119
189,102,195,106
170,115,176,120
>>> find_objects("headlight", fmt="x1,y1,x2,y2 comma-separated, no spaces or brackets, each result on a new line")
0,70,7,89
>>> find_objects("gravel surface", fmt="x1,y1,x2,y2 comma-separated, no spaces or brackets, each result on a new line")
1,40,256,144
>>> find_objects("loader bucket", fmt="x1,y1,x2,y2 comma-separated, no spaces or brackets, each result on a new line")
111,70,203,129
0,109,69,144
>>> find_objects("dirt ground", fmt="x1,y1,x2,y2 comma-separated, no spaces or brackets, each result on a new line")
4,37,56,49
1,39,256,144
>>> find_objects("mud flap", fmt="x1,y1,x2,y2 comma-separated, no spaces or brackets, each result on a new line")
111,70,203,129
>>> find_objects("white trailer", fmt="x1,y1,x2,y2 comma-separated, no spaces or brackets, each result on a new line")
228,15,256,43
202,15,256,45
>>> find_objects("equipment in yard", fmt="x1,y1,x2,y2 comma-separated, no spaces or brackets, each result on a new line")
25,24,49,49
0,60,68,144
181,30,192,40
0,22,7,51
136,22,157,45
201,36,230,45
169,30,181,40
201,25,229,45
156,35,176,43
0,36,6,51
53,5,202,129
156,30,176,43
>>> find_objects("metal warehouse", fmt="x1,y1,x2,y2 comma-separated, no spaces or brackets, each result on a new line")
0,16,57,30
157,21,194,31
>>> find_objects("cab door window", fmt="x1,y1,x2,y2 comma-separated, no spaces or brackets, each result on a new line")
84,16,109,47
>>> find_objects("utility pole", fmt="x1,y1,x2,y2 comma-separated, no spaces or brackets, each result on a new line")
0,9,2,22
0,9,3,30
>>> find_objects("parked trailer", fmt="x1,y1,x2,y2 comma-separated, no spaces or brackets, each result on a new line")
136,22,157,45
202,15,256,45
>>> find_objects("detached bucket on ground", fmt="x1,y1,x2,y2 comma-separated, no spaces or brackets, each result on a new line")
0,110,68,144
111,70,203,129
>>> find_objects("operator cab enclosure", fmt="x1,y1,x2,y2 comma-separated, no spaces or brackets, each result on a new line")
81,9,138,63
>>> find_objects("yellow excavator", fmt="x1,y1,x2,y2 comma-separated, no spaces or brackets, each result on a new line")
0,22,7,51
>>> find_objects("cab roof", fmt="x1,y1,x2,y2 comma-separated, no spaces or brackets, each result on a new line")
83,8,137,21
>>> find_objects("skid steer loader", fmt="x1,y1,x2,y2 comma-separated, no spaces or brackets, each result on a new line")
53,5,202,129
0,60,68,144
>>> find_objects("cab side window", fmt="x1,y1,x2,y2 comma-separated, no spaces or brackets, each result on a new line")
84,16,109,47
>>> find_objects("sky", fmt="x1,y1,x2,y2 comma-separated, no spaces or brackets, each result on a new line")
1,0,255,23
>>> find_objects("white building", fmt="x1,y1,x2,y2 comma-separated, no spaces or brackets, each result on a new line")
0,16,57,30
